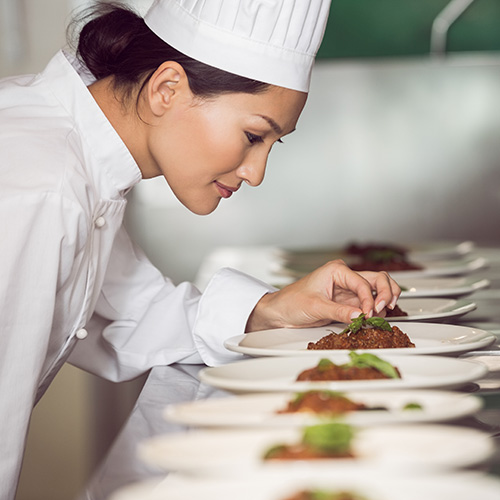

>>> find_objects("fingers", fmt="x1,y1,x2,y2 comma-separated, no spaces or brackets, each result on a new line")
359,270,401,315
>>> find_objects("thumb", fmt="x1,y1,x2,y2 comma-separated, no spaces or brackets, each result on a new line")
318,299,363,325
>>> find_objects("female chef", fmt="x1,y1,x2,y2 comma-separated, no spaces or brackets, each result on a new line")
0,0,400,496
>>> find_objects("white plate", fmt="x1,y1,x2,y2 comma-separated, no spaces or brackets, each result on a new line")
376,297,476,321
398,276,490,298
137,424,494,475
110,470,500,500
282,241,475,265
387,256,487,279
225,322,495,357
164,389,483,428
199,354,488,393
280,253,485,279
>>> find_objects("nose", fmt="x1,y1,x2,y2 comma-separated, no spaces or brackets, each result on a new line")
236,150,268,187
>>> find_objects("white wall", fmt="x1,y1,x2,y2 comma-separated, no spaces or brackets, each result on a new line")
126,55,500,284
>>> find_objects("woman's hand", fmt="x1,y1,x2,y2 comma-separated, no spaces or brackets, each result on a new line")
246,259,400,332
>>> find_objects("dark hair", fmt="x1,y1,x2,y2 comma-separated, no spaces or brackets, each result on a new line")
68,1,270,101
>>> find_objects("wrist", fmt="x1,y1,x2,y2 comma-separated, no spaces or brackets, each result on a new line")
245,291,281,332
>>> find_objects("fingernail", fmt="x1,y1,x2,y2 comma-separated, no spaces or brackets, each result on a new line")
389,297,398,309
375,300,386,314
350,311,361,320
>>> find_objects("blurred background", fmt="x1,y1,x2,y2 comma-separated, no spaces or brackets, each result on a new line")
1,0,499,499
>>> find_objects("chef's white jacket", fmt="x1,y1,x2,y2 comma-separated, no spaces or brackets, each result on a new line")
0,50,274,499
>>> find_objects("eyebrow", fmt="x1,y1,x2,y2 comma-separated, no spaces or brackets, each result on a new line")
257,114,283,135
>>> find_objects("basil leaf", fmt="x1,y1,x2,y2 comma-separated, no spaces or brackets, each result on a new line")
403,402,423,411
302,422,354,454
365,316,392,332
317,358,335,371
340,313,365,334
348,351,400,379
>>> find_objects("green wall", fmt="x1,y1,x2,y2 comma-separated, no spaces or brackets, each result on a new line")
317,0,500,59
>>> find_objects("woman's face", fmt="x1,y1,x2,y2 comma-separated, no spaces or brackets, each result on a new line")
145,85,307,215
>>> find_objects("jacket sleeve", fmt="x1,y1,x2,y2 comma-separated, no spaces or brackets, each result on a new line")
68,225,275,381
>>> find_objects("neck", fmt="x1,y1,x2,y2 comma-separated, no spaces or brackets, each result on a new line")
88,78,153,178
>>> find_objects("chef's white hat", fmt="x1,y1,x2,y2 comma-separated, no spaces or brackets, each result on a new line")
144,0,332,93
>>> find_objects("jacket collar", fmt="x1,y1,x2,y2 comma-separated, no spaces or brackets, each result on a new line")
43,50,143,197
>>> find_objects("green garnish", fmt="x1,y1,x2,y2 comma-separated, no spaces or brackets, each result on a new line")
317,358,335,371
364,249,404,262
340,313,392,335
262,444,288,460
347,351,400,379
302,422,355,454
403,402,423,411
308,492,367,500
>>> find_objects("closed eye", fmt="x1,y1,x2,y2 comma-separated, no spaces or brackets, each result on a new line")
245,132,263,145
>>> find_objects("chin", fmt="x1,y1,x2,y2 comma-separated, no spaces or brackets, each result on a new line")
185,200,221,216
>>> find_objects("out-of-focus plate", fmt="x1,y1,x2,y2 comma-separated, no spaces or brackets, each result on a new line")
199,353,488,393
137,424,494,475
224,322,495,357
398,276,490,298
281,240,475,267
388,257,487,279
163,389,483,428
110,470,500,500
380,297,476,321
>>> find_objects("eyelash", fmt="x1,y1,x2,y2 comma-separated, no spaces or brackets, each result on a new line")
246,132,263,145
245,133,284,145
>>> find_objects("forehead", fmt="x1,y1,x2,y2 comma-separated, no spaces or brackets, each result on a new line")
208,86,307,133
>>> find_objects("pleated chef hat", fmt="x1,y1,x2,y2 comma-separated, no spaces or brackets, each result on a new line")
144,0,332,93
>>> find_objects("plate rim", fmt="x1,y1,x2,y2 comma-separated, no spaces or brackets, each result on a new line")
224,322,496,357
199,354,488,393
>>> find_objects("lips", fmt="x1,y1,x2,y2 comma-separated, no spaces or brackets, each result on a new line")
215,181,239,199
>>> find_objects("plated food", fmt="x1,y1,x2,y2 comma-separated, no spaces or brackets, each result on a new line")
163,389,483,427
225,322,495,357
306,315,415,351
110,469,500,500
278,240,482,277
137,423,495,475
296,352,401,381
344,243,422,272
199,353,488,393
263,423,355,461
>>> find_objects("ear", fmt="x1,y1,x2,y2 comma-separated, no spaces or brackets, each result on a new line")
147,61,190,117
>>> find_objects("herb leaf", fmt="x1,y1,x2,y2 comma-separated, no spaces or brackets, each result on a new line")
341,313,392,335
364,316,392,332
403,402,423,411
347,351,400,379
317,358,335,371
302,422,354,454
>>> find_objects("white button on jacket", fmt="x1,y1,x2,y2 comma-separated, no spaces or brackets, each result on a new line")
0,50,274,500
94,216,106,228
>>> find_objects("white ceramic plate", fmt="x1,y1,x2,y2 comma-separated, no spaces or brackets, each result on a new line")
137,424,494,475
398,276,490,298
387,256,487,279
281,241,475,265
280,252,485,279
199,354,488,393
163,389,483,428
373,297,476,321
224,322,495,358
110,470,500,500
